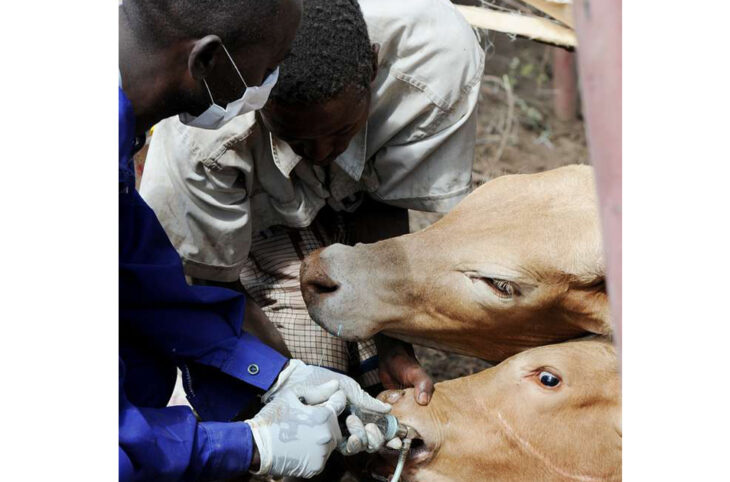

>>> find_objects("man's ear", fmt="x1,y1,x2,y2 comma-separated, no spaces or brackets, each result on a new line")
370,43,380,82
188,35,224,81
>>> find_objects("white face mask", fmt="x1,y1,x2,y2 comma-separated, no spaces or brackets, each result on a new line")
179,45,279,130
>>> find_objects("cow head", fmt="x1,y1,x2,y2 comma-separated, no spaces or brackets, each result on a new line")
371,339,622,481
301,165,611,361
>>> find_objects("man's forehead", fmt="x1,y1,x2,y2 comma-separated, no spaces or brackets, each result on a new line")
265,94,366,138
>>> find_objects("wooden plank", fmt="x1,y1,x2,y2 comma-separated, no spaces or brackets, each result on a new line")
552,47,577,120
519,0,574,28
455,5,577,48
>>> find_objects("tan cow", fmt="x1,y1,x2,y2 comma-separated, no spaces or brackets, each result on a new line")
300,165,611,361
370,339,621,482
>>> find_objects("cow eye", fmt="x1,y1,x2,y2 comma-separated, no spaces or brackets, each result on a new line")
538,371,561,388
483,277,520,298
466,272,521,300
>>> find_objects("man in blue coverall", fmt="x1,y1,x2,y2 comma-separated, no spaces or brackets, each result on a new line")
119,1,396,480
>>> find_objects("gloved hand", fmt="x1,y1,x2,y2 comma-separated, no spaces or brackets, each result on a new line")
265,360,393,455
340,413,386,455
245,380,346,478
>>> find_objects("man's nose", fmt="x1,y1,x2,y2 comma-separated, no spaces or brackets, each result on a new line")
309,141,335,164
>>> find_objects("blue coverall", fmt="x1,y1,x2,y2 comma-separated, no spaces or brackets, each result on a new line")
119,87,288,481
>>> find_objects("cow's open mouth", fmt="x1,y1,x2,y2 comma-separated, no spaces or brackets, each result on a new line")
379,436,429,460
369,433,434,479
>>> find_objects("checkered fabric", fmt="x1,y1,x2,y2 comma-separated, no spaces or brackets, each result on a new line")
239,219,380,389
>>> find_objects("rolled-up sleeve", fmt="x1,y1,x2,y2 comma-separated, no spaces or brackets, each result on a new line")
120,360,255,482
140,116,257,283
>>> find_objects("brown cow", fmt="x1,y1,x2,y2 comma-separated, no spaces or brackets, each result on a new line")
301,165,611,361
370,339,621,482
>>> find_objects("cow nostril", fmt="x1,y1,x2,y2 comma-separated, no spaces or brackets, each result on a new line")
303,267,340,296
407,437,430,461
409,437,425,452
301,249,340,298
309,277,339,295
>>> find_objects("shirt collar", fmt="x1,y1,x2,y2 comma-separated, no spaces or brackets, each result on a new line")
333,122,368,181
269,122,368,181
269,132,302,179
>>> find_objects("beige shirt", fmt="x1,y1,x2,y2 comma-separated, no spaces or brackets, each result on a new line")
140,0,485,282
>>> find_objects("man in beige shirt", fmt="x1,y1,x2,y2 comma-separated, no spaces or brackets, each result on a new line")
141,0,484,407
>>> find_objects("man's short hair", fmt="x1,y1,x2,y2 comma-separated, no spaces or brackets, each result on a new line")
270,0,372,105
122,0,279,49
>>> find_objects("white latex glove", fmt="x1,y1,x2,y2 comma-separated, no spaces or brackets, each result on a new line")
340,414,386,455
245,379,346,478
265,360,393,455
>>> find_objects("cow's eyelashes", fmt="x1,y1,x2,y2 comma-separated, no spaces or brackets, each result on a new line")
478,277,520,298
464,272,521,300
488,278,516,297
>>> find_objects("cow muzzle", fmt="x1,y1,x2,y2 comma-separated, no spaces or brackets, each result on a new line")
368,389,439,480
300,244,385,340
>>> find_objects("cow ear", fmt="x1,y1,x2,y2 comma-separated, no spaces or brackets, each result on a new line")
561,279,613,336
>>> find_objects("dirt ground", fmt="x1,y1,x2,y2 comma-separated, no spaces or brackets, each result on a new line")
411,33,588,382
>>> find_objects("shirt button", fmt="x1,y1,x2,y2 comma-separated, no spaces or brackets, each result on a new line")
247,363,260,375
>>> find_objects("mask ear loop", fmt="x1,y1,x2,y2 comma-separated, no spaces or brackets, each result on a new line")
220,43,249,88
201,79,216,105
201,43,249,107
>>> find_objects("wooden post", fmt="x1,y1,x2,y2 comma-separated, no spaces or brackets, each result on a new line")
552,47,577,121
572,0,622,366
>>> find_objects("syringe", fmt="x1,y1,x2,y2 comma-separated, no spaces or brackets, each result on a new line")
339,406,419,482
338,406,412,443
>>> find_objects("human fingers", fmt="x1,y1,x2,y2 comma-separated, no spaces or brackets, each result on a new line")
364,423,385,453
404,366,434,406
341,414,368,454
297,379,341,405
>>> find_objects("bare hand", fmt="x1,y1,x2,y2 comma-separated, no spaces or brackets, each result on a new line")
375,335,434,405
